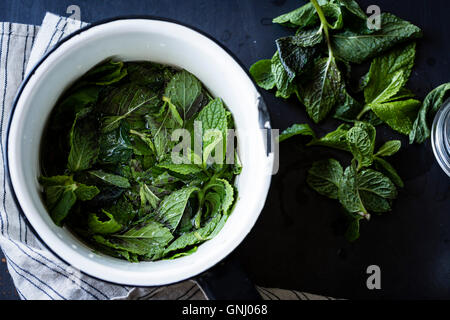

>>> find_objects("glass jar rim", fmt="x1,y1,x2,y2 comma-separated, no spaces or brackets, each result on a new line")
431,98,450,177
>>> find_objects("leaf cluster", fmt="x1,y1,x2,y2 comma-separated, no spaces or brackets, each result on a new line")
40,60,240,261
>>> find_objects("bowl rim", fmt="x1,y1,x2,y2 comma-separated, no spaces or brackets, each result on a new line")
4,15,272,286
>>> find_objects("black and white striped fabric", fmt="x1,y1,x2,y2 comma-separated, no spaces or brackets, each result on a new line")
0,12,335,300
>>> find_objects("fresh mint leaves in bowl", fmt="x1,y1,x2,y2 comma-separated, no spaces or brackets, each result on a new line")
7,18,273,286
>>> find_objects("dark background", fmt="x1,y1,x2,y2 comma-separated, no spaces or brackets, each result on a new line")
0,0,449,300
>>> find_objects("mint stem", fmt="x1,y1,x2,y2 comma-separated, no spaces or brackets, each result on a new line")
356,105,371,120
310,0,333,57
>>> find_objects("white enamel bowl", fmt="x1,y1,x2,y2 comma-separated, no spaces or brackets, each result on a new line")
6,18,273,286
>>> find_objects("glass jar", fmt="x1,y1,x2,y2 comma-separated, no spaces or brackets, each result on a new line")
431,98,450,177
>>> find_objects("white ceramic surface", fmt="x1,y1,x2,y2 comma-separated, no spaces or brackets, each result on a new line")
7,19,273,286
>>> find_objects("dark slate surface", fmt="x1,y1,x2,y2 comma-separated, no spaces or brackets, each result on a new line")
0,0,449,300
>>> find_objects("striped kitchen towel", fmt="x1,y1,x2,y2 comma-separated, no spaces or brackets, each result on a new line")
0,12,335,300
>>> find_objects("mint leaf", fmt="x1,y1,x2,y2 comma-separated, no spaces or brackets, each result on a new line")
68,108,99,172
57,86,100,115
100,85,159,133
74,184,100,201
321,2,343,30
45,186,77,226
307,159,343,199
298,56,343,123
249,59,276,90
370,99,421,135
139,183,160,210
279,123,316,142
275,28,322,80
78,60,127,87
105,197,135,227
339,162,397,215
105,220,174,259
40,175,99,226
364,43,416,105
155,186,200,231
346,122,376,169
272,2,319,28
409,82,450,143
98,122,133,164
308,123,351,151
331,13,422,64
89,170,131,188
375,140,401,157
163,214,222,256
279,123,351,151
203,178,234,215
271,51,296,99
195,98,228,166
164,70,202,120
157,162,203,175
88,210,122,234
337,0,366,20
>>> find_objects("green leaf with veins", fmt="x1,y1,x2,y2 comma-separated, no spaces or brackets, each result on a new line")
298,56,343,123
275,28,322,80
195,98,228,165
337,0,366,20
385,87,416,103
203,178,234,215
89,170,130,188
101,85,160,133
272,1,320,28
46,186,77,226
155,186,200,231
271,51,296,99
67,108,99,172
279,123,351,151
98,122,133,164
88,210,122,234
164,70,202,120
77,60,128,87
409,82,450,144
333,86,363,122
375,140,401,157
57,86,100,116
331,13,422,64
278,123,316,143
157,162,203,175
346,122,376,169
126,61,174,89
139,183,160,210
338,163,368,215
162,96,184,127
293,0,343,124
146,115,171,161
308,123,351,151
163,213,222,256
249,59,276,90
39,175,99,226
100,220,174,259
364,43,416,105
105,197,135,226
339,162,397,216
74,184,100,201
321,2,343,30
307,159,343,199
370,99,421,135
